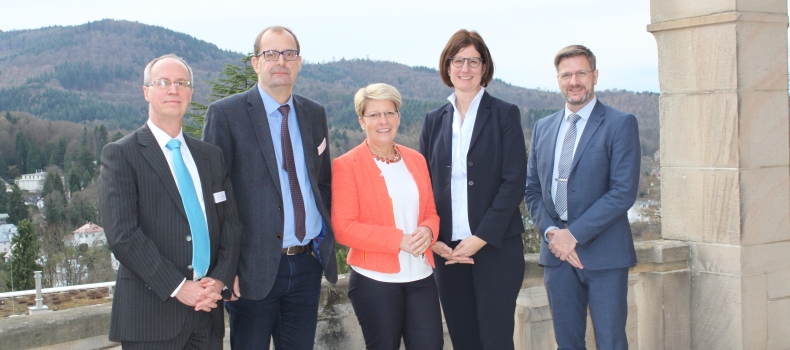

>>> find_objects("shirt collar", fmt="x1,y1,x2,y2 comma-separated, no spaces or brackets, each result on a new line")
564,96,597,122
257,83,294,116
447,87,486,113
147,119,186,149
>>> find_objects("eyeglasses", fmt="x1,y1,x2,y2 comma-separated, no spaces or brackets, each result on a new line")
558,70,593,81
146,79,192,90
362,110,399,120
256,50,300,61
449,57,483,68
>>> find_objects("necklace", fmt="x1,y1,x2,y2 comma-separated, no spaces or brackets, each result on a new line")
369,143,402,164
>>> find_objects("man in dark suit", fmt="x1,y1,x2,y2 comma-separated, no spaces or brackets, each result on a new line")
203,26,337,349
525,45,641,349
99,54,242,349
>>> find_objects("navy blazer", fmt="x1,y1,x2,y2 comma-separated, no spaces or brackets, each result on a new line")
525,100,640,270
203,85,337,300
419,91,527,249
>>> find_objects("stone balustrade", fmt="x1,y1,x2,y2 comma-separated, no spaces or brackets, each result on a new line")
1,239,691,350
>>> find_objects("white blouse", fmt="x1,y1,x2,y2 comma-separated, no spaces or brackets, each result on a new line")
351,158,433,283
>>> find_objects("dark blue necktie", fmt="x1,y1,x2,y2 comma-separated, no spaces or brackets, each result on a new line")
166,139,210,278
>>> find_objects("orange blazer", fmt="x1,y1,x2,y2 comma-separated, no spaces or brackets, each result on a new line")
332,141,440,273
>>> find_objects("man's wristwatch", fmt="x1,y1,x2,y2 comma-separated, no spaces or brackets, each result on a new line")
220,287,233,300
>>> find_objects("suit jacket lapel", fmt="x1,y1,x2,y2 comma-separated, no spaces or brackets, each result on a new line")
544,110,564,192
137,125,187,219
468,91,491,151
246,86,283,195
294,96,316,184
571,100,605,171
440,104,453,162
184,136,217,237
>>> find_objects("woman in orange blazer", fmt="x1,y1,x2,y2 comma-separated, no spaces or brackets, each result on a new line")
332,83,442,350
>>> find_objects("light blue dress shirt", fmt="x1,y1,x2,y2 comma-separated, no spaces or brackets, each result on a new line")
257,85,322,248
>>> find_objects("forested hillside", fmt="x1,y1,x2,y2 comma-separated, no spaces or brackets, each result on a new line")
0,19,659,168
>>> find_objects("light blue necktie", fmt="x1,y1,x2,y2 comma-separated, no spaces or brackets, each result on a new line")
166,139,210,278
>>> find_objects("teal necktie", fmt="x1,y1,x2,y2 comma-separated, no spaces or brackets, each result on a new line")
166,139,209,278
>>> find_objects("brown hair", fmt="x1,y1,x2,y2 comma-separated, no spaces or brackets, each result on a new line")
253,26,300,56
438,29,494,88
554,45,596,72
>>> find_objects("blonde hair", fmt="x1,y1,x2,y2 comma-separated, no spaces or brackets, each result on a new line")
354,83,403,118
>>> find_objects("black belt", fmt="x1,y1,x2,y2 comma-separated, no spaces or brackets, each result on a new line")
282,241,312,255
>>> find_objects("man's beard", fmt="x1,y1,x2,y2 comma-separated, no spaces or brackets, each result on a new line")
562,88,593,106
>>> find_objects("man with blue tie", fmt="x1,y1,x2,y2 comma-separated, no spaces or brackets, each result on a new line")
203,26,337,349
99,54,242,349
525,45,641,349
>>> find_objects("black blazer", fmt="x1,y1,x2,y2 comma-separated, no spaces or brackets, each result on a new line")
99,124,242,341
419,91,527,249
203,85,337,300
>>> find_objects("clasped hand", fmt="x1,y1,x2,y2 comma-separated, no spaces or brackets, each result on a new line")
400,226,433,257
430,235,487,265
547,229,584,269
175,277,225,312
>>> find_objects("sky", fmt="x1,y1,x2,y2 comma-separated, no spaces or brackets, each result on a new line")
1,0,671,93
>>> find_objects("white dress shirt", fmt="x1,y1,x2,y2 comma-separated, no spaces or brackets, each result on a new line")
146,120,207,296
545,96,597,241
448,87,485,241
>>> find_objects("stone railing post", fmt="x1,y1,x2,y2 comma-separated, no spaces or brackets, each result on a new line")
648,1,790,348
28,271,51,315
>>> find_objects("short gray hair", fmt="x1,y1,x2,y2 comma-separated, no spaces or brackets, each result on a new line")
143,54,194,86
354,83,402,118
554,45,596,72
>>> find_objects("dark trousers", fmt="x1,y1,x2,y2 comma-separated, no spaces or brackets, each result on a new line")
433,234,525,350
348,270,443,350
122,311,221,350
226,251,323,349
544,262,629,350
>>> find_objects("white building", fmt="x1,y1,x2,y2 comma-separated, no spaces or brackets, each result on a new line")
14,170,46,192
0,213,8,224
64,222,106,247
0,223,17,255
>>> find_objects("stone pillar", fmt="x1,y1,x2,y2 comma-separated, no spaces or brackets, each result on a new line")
648,1,790,348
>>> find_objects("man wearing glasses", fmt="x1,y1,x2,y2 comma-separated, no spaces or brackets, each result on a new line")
100,54,242,349
525,45,641,349
203,26,337,349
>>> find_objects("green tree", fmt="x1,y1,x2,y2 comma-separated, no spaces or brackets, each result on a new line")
111,131,124,142
44,191,67,224
0,152,7,180
15,132,28,174
185,54,257,138
5,219,41,291
26,141,42,173
0,187,7,214
78,147,95,178
42,171,64,197
49,138,68,168
4,110,17,124
94,124,108,162
7,185,28,225
68,166,83,193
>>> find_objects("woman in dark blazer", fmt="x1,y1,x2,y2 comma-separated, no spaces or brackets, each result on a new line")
418,29,527,350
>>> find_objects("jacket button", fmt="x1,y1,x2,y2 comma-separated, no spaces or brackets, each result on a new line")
276,234,283,240
186,235,192,242
548,189,551,194
187,265,193,270
467,161,473,166
468,181,474,186
279,206,283,211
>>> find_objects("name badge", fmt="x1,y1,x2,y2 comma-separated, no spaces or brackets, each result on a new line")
213,191,227,203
